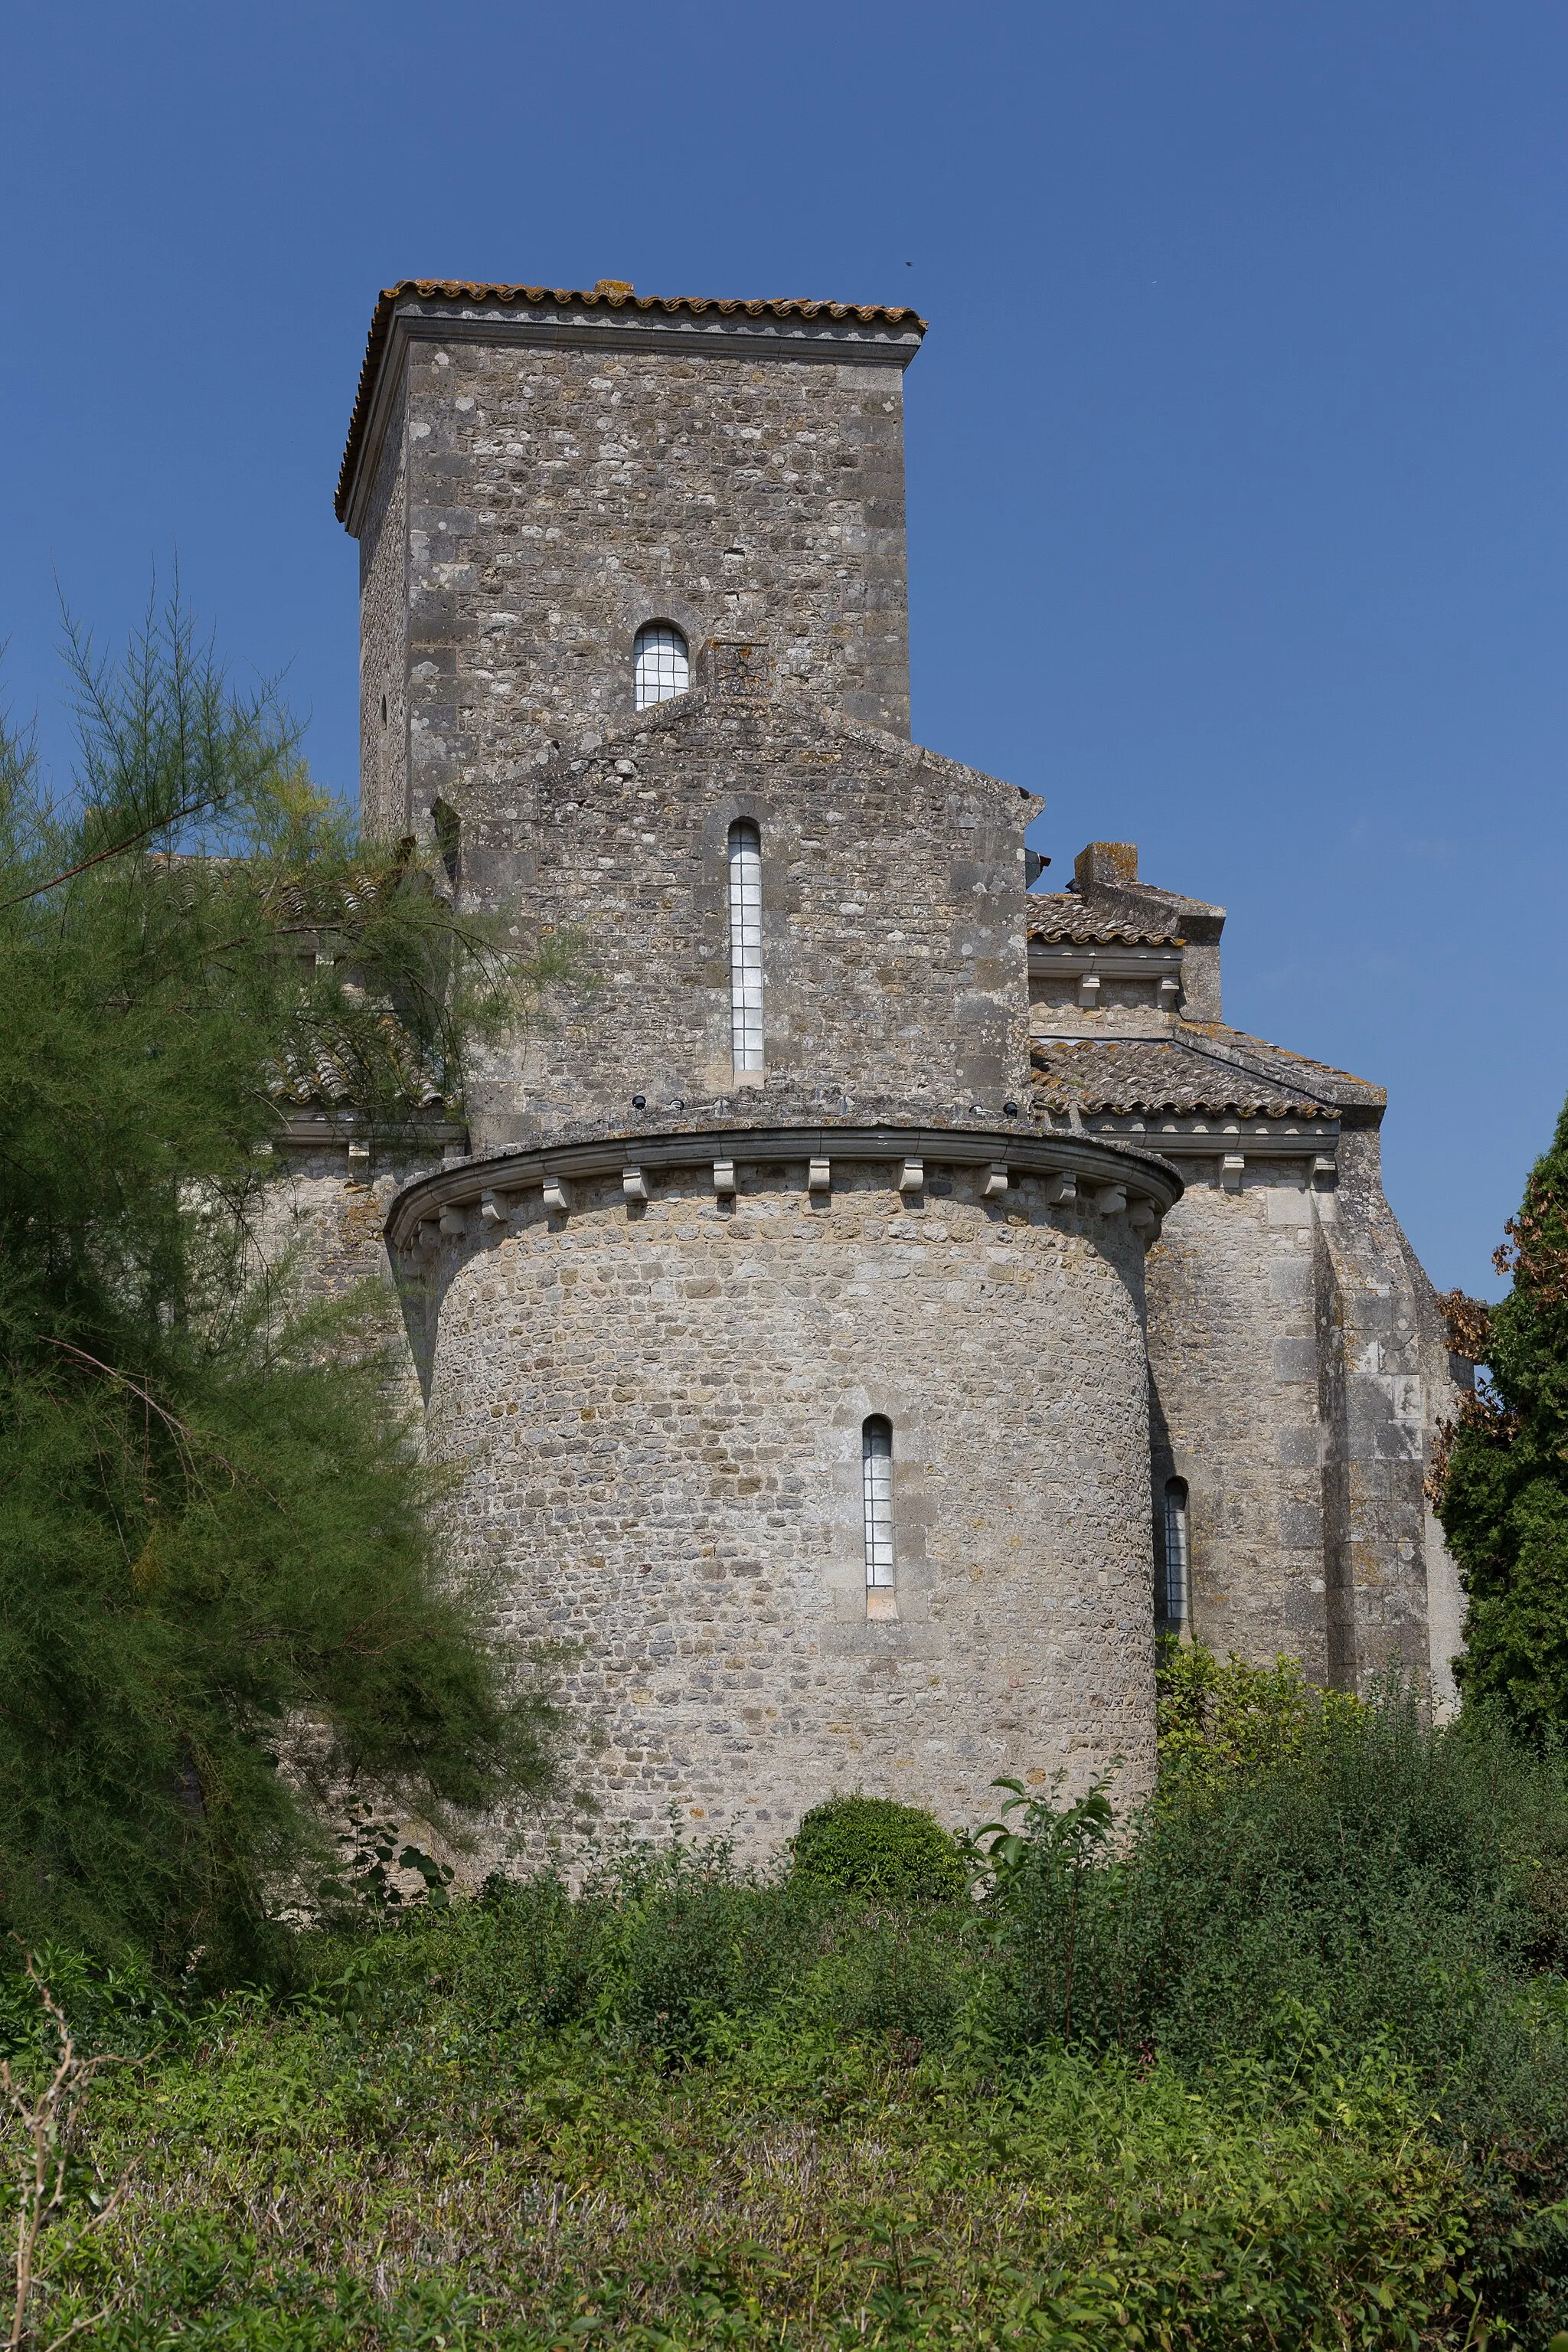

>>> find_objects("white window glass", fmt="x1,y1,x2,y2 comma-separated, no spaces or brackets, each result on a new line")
863,1417,894,1589
633,622,688,711
727,818,763,1073
1161,1478,1189,1627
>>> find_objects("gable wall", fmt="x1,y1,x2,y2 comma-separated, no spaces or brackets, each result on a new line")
462,705,1037,1153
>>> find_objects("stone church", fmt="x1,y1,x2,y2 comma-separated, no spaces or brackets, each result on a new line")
288,277,1468,1858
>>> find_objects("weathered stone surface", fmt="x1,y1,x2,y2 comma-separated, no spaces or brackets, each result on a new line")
461,678,1040,1155
325,281,1472,1869
417,1160,1157,1864
1146,1173,1332,1677
353,296,919,842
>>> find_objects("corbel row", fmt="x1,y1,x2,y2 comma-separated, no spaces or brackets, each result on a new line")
1217,1152,1337,1194
1074,972,1182,1011
410,1152,1162,1256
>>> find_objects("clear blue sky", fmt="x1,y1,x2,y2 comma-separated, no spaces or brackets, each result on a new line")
3,2,1563,1298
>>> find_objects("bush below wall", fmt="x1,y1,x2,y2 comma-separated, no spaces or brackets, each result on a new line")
8,1677,1568,2347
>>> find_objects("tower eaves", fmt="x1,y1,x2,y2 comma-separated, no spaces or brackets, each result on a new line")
335,279,929,528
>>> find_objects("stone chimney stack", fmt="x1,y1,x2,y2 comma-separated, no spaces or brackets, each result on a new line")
1074,841,1139,893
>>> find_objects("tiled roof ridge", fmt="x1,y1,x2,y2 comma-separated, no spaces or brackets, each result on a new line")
336,280,927,523
382,279,923,322
1030,1022,1386,1119
1027,916,1184,947
1030,1044,1331,1120
1175,1023,1384,1102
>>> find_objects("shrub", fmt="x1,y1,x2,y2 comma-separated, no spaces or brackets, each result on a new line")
1156,1637,1363,1786
789,1794,967,1903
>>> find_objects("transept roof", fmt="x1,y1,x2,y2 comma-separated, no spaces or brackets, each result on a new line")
1031,1024,1385,1121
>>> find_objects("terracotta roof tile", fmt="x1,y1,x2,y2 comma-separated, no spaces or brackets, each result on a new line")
337,280,927,523
1028,910,1184,948
1031,1027,1384,1119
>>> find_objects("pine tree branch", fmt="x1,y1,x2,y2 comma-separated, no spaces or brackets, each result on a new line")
0,790,227,911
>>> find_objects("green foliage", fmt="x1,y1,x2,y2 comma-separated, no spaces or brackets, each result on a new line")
0,599,565,1979
1155,1638,1365,1787
975,1679,1568,2120
1437,1090,1568,1738
789,1794,968,1904
9,1710,1568,2349
31,2025,1491,2350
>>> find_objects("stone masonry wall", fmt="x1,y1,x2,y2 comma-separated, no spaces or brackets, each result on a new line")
414,1158,1158,1870
358,406,410,841
462,687,1039,1155
1147,1144,1469,1697
1315,1129,1450,1695
388,334,912,840
1403,1230,1470,1714
251,1139,452,1424
1145,1171,1331,1675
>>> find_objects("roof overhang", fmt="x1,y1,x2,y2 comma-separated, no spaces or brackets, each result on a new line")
338,283,928,534
384,1122,1181,1256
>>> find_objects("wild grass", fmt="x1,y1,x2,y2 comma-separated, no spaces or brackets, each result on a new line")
5,1676,1568,2348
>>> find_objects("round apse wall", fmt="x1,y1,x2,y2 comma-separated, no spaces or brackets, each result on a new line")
418,1159,1158,1867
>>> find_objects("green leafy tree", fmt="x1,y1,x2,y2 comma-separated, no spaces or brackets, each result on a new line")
1436,1094,1568,1739
0,599,566,1978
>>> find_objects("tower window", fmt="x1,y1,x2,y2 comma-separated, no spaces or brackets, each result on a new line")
633,622,688,711
1160,1477,1189,1628
863,1416,894,1589
727,818,763,1073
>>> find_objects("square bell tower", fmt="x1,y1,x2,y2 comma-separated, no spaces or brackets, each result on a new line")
336,280,926,841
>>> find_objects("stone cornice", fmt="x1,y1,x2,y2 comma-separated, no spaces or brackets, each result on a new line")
383,1122,1184,1255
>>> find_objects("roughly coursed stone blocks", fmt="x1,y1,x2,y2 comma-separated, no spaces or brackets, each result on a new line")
320,278,1474,1873
416,1162,1157,1865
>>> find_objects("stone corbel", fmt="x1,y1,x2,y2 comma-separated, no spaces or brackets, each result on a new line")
542,1174,573,1213
480,1189,513,1224
1096,1184,1128,1216
713,1158,737,1196
983,1162,1009,1198
622,1165,649,1203
898,1158,923,1194
1044,1173,1077,1207
1076,972,1102,1008
1311,1155,1336,1189
438,1204,469,1236
1220,1153,1245,1192
808,1156,831,1194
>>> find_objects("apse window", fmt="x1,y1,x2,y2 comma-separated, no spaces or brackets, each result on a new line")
633,622,688,710
863,1416,895,1615
1160,1477,1189,1629
727,818,763,1073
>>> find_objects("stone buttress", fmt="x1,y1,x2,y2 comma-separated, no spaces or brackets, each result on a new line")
1029,841,1471,1709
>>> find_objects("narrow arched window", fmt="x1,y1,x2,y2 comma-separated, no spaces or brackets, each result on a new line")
633,622,688,711
727,818,763,1073
863,1417,894,1590
1161,1478,1189,1628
